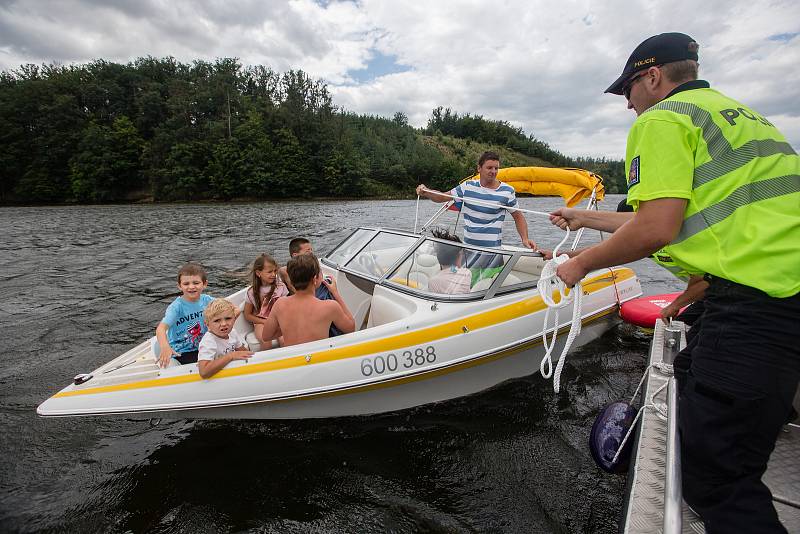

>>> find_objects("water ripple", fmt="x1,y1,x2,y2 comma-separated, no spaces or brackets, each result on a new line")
0,197,683,533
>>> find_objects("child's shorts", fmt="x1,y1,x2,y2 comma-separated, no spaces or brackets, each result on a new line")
175,351,199,365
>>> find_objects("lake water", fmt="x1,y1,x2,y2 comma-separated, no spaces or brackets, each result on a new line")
0,195,683,533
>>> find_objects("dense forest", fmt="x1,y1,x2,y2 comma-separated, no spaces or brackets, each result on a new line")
0,57,627,205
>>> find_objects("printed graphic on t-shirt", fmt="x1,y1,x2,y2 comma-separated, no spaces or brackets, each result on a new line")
628,156,640,188
187,321,203,348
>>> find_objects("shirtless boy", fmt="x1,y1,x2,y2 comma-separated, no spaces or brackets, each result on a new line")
260,253,354,347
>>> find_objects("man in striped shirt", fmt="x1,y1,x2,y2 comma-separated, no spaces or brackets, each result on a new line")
416,151,537,250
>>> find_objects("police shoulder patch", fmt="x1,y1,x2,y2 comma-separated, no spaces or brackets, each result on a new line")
628,156,640,188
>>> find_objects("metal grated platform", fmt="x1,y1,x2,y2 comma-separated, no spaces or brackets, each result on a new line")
621,321,800,533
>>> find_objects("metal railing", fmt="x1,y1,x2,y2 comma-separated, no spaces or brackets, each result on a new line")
662,322,683,534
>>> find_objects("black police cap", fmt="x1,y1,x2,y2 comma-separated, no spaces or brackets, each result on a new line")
605,32,699,95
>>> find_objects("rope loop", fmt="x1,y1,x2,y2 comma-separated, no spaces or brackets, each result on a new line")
537,228,583,393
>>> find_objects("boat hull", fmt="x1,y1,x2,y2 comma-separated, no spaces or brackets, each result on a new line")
37,266,641,420
164,310,618,419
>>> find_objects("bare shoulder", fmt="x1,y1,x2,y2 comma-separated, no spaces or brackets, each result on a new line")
270,297,287,314
320,298,343,313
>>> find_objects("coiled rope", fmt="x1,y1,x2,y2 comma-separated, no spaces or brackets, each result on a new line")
536,228,582,393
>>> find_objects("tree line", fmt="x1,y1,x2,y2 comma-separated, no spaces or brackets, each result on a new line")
0,57,627,205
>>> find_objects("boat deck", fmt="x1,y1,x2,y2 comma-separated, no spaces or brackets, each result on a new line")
622,320,800,533
71,341,160,391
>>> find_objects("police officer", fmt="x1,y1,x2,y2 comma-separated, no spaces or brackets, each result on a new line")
556,33,800,533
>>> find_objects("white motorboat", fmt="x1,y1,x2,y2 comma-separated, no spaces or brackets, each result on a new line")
37,168,643,419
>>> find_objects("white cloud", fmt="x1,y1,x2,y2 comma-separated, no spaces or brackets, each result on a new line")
1,0,798,158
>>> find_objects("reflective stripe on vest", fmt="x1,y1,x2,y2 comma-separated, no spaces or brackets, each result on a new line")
647,99,800,244
650,100,797,190
649,250,691,281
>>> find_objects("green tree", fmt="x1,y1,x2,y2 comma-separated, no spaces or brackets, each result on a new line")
322,148,367,196
157,141,211,200
69,116,144,202
235,111,275,197
272,128,312,198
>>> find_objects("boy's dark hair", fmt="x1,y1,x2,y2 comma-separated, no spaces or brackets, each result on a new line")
177,263,207,283
431,228,462,266
286,253,320,291
289,237,311,255
477,151,501,167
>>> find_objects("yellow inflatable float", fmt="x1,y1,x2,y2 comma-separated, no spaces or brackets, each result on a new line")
462,167,605,207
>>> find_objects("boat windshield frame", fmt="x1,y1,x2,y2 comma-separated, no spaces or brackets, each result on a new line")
323,227,546,302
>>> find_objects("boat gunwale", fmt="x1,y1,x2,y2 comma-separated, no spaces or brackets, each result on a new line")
38,305,623,417
48,266,636,398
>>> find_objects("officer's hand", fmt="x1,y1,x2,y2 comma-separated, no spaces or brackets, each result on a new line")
660,302,682,322
549,208,583,230
556,257,588,287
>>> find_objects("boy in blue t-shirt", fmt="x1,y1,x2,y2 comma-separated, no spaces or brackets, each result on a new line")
155,263,214,367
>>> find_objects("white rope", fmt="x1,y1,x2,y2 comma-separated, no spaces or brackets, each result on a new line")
610,365,675,465
418,187,552,218
537,228,583,393
414,194,421,234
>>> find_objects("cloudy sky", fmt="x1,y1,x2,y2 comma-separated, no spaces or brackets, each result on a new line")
1,0,798,159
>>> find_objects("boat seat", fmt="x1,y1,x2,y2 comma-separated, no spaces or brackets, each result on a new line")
245,331,280,352
471,272,523,292
414,253,440,277
245,331,262,352
391,253,439,290
405,253,440,281
513,255,545,276
508,255,545,283
367,285,418,327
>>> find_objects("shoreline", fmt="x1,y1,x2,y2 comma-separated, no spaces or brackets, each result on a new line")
0,194,416,208
0,192,601,209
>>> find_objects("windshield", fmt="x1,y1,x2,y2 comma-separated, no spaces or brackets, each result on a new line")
326,228,377,266
344,231,420,278
326,228,544,299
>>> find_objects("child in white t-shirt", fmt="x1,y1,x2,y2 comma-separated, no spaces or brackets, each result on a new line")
197,298,253,379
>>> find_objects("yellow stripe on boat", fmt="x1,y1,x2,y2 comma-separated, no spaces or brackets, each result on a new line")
273,307,618,403
54,268,633,398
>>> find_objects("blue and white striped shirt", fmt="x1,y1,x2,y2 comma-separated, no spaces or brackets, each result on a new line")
450,180,518,248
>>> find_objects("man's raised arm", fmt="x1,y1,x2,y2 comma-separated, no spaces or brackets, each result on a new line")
416,184,452,203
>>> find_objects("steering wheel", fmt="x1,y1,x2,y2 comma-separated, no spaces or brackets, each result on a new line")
358,253,383,277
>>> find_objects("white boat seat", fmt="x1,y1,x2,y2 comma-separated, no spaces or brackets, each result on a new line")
414,253,440,277
513,255,545,276
471,272,523,292
390,253,439,290
245,331,280,352
506,256,545,284
245,331,262,352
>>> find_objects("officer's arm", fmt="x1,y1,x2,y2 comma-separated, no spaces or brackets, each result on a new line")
570,198,686,272
550,208,634,233
660,275,708,321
